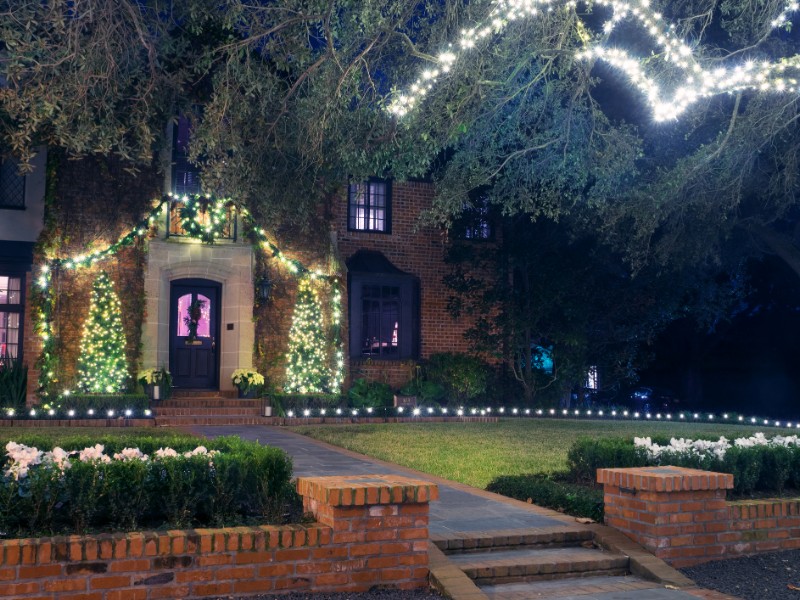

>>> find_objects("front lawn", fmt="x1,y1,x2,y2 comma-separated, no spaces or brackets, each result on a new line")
0,427,194,448
290,419,791,488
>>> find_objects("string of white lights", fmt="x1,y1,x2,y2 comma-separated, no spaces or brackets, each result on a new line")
388,0,800,121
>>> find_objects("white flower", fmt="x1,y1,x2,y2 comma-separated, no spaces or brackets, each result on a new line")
635,432,794,462
155,447,179,459
4,442,44,480
79,444,111,463
44,447,73,472
113,448,149,461
231,368,265,387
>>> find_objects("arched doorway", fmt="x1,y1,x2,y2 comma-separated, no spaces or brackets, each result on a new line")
169,278,221,389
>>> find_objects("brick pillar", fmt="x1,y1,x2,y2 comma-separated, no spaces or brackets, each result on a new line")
598,466,734,567
296,474,438,589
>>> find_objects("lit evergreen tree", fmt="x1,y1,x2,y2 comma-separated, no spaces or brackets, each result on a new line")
284,278,330,393
76,271,128,393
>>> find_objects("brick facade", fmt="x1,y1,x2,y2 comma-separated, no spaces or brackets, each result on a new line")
599,466,800,567
333,181,498,389
22,156,494,399
0,474,436,599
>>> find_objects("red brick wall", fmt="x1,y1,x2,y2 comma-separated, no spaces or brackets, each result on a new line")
333,181,498,388
0,474,435,599
26,152,160,401
599,466,800,567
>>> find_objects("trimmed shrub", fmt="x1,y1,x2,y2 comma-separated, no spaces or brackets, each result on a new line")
56,393,149,413
348,378,393,408
269,393,342,416
0,435,295,536
566,437,648,485
487,473,604,521
426,353,489,405
568,434,800,496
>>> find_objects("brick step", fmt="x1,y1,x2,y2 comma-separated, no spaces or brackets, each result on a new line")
447,546,629,585
154,407,262,416
434,526,594,554
157,399,259,408
170,389,237,399
155,416,271,426
479,574,663,599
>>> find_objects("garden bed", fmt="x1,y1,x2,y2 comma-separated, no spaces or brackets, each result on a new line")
0,434,294,537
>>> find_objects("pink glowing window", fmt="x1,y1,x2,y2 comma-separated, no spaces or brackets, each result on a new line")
176,293,211,338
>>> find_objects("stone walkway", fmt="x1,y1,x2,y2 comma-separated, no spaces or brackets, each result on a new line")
187,425,737,600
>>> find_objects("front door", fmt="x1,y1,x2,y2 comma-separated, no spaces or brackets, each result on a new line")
170,279,220,389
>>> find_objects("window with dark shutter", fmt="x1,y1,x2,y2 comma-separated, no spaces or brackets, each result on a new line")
347,251,418,360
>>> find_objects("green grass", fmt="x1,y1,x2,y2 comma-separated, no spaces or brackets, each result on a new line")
0,427,196,446
290,419,790,488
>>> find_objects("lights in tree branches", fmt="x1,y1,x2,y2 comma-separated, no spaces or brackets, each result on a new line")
388,0,800,121
284,279,335,394
76,272,129,394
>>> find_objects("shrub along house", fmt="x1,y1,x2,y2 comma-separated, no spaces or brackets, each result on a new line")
7,128,496,408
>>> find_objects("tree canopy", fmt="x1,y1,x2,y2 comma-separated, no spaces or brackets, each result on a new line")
5,0,800,401
2,0,799,265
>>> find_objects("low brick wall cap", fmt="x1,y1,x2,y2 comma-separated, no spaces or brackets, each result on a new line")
597,466,734,492
297,474,439,506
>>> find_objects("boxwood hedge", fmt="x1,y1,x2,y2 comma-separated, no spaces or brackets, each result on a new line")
0,435,296,536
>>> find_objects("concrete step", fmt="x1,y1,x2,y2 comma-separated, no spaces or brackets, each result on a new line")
154,407,262,416
480,574,666,599
434,526,594,554
447,546,629,585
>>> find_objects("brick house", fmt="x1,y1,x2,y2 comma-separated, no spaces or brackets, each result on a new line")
1,135,495,403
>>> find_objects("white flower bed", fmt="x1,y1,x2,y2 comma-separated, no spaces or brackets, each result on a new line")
633,432,800,461
4,441,218,481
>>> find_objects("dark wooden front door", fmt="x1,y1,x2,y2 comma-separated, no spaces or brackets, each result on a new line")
170,279,220,389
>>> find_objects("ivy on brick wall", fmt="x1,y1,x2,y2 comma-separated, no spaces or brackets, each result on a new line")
34,194,344,399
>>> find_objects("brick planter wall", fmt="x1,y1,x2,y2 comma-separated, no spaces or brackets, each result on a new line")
599,466,800,567
0,474,437,599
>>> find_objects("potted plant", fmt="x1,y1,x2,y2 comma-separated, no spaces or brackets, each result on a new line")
231,368,265,399
184,298,205,344
138,367,172,401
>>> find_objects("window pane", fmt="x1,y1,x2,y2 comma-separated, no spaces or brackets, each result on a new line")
0,160,25,209
361,286,400,356
0,277,21,305
370,183,385,208
0,312,20,359
176,294,191,336
362,299,381,355
197,294,211,338
172,116,201,196
349,183,367,230
381,300,399,355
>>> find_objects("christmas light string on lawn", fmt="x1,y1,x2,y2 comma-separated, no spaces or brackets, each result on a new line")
388,0,800,121
33,193,344,403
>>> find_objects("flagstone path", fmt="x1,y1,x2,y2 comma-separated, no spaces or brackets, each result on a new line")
187,425,738,600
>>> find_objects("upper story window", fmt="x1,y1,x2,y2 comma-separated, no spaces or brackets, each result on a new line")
453,196,493,240
0,159,26,210
171,115,201,196
348,180,391,233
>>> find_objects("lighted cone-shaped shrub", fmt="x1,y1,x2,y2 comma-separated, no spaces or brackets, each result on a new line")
76,271,129,393
284,278,331,393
